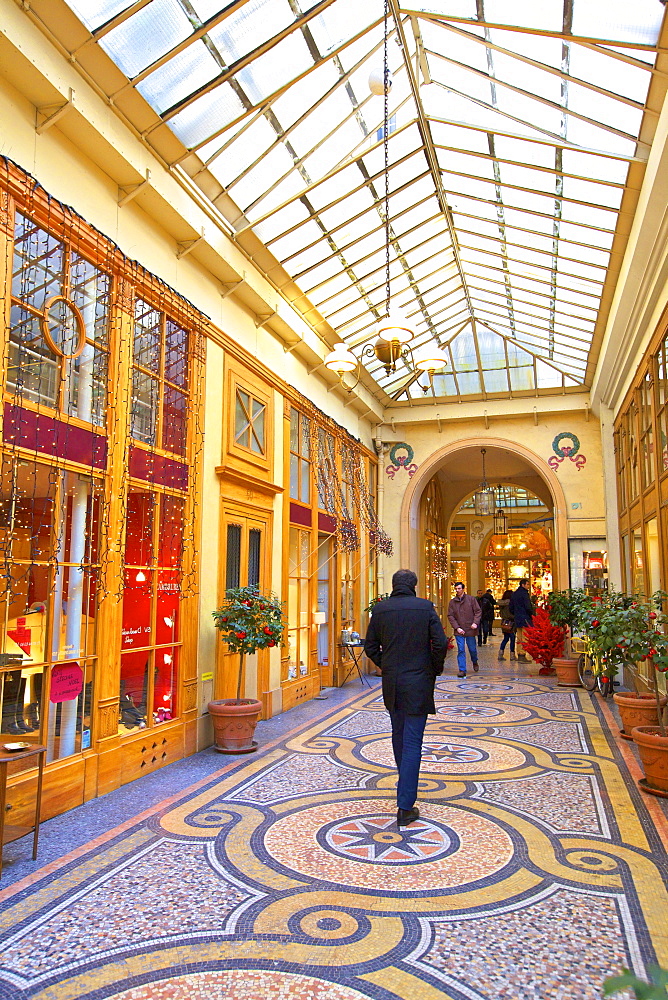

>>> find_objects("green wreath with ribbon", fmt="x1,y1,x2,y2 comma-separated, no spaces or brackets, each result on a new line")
552,432,580,458
389,442,414,467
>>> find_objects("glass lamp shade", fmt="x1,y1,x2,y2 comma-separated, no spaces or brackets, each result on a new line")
474,488,495,516
414,347,448,372
369,67,393,95
377,309,414,344
324,343,357,374
493,508,508,535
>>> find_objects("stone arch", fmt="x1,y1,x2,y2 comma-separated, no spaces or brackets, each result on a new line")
399,437,569,589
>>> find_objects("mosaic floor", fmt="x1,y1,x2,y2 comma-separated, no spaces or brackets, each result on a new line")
1,654,667,1000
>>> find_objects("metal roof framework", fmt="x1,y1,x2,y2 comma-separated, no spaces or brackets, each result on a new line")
52,0,668,404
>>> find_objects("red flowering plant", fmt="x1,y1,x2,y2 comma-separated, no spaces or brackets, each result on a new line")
212,586,284,703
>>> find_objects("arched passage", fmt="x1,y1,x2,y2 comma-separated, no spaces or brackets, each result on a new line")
399,437,569,590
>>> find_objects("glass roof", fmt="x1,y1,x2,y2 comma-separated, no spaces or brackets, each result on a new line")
64,0,666,402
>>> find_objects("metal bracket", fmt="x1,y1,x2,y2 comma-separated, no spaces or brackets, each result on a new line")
176,227,205,259
484,411,490,429
221,279,244,299
118,168,151,207
36,88,75,135
254,312,276,329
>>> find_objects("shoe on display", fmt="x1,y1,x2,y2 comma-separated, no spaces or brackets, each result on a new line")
472,662,479,672
457,671,466,678
397,807,420,827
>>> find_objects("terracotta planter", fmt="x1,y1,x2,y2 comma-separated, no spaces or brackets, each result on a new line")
208,698,262,754
613,692,667,740
553,657,580,687
631,725,668,797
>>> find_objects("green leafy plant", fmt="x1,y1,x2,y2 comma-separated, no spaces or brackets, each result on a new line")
604,966,668,998
363,593,389,616
546,588,593,657
212,586,284,702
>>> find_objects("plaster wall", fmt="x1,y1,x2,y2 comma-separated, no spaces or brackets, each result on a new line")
377,410,605,590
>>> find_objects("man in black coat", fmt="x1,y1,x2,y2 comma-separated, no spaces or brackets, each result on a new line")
364,569,447,827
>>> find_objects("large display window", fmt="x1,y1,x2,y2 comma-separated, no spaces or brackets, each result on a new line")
119,487,184,733
483,528,553,600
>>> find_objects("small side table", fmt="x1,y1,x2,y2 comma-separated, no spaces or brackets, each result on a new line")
339,643,372,688
0,744,47,878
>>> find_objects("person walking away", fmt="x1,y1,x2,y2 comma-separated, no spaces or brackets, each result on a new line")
510,578,533,661
364,569,447,828
447,582,481,677
478,589,496,645
497,589,516,661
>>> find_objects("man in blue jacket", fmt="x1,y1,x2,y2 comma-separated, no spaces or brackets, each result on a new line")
364,569,447,827
510,578,533,661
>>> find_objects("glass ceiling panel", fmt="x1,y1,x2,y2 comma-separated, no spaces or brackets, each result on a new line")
207,0,295,66
61,0,665,402
99,0,193,78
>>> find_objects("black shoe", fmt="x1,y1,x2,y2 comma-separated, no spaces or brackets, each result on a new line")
472,662,479,672
397,807,420,827
457,671,466,678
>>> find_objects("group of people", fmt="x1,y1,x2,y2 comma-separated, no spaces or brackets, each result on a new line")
447,579,534,677
363,570,534,828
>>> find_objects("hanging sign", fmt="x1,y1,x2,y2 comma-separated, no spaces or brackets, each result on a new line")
50,663,84,703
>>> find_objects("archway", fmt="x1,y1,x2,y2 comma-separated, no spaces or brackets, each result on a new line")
400,438,569,590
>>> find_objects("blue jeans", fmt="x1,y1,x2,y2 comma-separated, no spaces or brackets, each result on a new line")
456,634,478,672
389,709,427,810
500,631,516,653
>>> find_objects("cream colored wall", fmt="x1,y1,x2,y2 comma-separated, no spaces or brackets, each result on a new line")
376,408,605,592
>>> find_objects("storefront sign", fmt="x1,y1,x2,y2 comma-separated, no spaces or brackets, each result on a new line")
50,663,84,703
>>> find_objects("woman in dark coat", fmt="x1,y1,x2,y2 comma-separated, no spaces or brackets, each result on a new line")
364,569,447,826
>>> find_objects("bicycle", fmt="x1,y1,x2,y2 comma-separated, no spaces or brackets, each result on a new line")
572,635,616,697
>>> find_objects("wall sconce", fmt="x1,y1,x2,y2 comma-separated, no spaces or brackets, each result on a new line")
414,346,449,393
323,342,359,392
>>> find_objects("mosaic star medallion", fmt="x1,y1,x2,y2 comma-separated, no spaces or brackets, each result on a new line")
436,702,533,724
358,735,527,775
262,798,514,891
323,814,455,863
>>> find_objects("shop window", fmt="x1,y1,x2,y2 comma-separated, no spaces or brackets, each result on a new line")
569,539,608,595
657,343,668,475
224,522,261,591
484,529,552,600
290,408,311,504
632,529,644,596
0,457,101,760
119,487,184,733
287,526,310,681
639,377,655,491
450,559,468,594
8,213,110,424
131,300,189,456
317,429,337,514
234,387,265,455
450,525,468,550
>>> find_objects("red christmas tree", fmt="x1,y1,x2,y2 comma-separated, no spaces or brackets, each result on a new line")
522,606,565,675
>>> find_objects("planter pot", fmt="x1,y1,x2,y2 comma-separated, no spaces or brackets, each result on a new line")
553,657,580,687
208,698,262,754
630,725,668,797
613,692,667,740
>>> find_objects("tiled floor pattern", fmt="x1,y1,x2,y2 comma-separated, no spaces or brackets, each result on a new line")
1,656,667,1000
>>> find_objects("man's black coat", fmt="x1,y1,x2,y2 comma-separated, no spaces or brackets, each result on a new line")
364,583,447,716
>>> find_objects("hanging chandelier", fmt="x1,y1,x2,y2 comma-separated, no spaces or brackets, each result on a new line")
493,507,508,535
324,0,447,393
473,448,495,516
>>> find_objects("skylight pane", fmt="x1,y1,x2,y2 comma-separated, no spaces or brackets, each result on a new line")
271,62,340,132
169,83,246,148
289,90,355,160
571,0,663,44
568,44,651,104
137,42,220,114
309,0,376,55
207,117,278,188
253,200,311,244
99,0,193,78
228,144,297,210
234,33,315,105
207,0,294,65
484,0,563,32
67,0,134,31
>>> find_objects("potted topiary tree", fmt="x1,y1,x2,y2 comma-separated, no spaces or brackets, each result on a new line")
630,592,668,796
548,588,592,685
208,586,284,754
